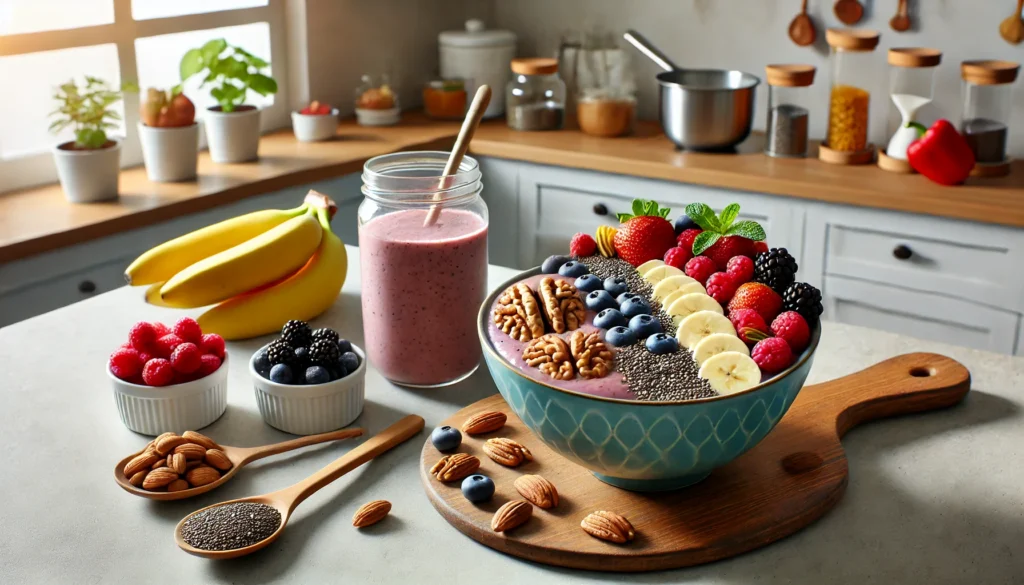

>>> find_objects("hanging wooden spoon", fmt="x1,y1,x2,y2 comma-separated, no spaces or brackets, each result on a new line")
789,0,817,46
1000,0,1024,44
834,0,864,25
890,0,911,32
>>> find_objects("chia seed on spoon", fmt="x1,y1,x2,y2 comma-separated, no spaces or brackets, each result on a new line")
181,501,282,551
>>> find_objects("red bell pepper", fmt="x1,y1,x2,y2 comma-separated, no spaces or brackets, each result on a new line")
906,119,976,186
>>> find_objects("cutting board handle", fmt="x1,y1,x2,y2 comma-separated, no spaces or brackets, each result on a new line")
802,352,971,437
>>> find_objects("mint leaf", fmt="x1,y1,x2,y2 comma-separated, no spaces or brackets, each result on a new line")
719,203,740,230
725,220,766,241
685,203,721,232
692,231,721,255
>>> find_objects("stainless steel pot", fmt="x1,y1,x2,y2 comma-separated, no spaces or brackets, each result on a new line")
624,31,760,151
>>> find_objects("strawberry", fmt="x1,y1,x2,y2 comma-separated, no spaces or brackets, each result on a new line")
728,282,783,323
702,235,755,270
612,199,676,267
300,100,332,115
753,241,769,255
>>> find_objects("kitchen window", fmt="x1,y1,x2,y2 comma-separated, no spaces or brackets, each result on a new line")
0,0,289,194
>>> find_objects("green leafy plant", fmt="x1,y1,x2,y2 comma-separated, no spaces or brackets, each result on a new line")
49,76,137,150
685,202,766,255
179,39,277,112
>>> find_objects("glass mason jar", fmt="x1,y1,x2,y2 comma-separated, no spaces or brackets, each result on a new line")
961,60,1020,174
506,57,567,131
884,48,941,163
764,64,816,158
358,152,488,387
822,29,879,163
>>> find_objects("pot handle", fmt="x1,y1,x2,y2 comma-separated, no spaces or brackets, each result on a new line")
623,30,678,72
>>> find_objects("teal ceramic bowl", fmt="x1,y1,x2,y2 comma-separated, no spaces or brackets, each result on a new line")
479,267,820,492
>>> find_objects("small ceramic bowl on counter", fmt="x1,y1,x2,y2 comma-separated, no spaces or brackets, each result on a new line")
291,100,339,142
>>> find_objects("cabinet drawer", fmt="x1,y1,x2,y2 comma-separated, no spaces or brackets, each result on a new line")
823,275,1020,354
0,258,131,327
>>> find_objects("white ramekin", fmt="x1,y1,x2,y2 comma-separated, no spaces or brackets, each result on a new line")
355,107,400,126
250,344,366,435
291,109,339,142
108,354,229,436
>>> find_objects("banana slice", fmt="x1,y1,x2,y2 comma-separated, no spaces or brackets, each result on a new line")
666,293,724,322
636,259,665,277
676,310,737,349
643,264,684,284
698,351,762,395
652,274,702,301
693,333,750,366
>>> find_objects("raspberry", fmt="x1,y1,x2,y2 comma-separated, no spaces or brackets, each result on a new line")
142,358,175,386
729,308,770,345
676,228,703,253
170,342,202,374
172,317,203,344
128,322,158,352
753,241,769,255
200,333,226,358
151,322,171,338
138,352,155,364
154,334,184,358
197,354,222,377
173,369,203,384
569,232,597,257
726,255,755,283
771,311,811,352
663,246,692,270
684,256,717,286
109,348,143,380
751,337,795,374
705,272,739,305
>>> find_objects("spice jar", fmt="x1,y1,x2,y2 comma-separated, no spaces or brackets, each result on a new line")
879,48,941,172
577,90,635,137
821,29,880,165
764,65,815,158
423,78,467,120
960,60,1020,177
506,58,567,131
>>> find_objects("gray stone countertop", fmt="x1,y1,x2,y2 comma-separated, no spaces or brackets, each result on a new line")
1,245,1021,584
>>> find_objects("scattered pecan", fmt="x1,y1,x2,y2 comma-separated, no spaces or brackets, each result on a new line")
483,438,533,467
491,500,533,533
581,511,635,543
569,330,613,379
493,284,545,341
430,453,480,482
462,411,507,435
514,474,559,509
538,277,586,333
523,334,574,380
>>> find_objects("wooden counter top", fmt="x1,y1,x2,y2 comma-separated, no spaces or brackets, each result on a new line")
2,114,1022,263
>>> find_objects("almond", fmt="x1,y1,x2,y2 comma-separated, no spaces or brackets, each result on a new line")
186,465,220,487
483,438,533,468
514,474,558,509
185,460,202,470
167,452,186,474
182,430,220,450
142,467,178,490
151,457,167,470
429,453,480,482
154,432,176,444
581,511,635,544
166,479,190,492
462,411,507,435
204,448,232,471
174,442,207,461
352,500,392,527
128,470,148,487
491,500,532,533
123,451,159,478
155,434,188,456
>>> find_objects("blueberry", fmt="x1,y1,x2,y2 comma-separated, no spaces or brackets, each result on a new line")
585,290,618,312
594,308,628,329
337,338,353,354
605,326,638,347
628,314,663,339
616,292,639,305
253,348,272,377
620,296,652,318
542,254,572,274
305,366,331,385
328,368,343,381
646,333,679,355
339,351,360,373
431,425,463,452
461,474,495,503
574,274,604,293
269,363,293,384
603,277,629,297
558,260,589,278
674,214,698,235
294,346,310,367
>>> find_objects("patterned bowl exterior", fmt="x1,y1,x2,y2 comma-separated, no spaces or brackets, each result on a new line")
479,267,819,492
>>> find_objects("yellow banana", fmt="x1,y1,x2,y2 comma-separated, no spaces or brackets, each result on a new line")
198,207,347,340
125,204,309,286
160,209,324,308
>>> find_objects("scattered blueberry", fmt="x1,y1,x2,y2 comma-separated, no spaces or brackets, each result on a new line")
646,333,679,355
558,261,589,278
253,348,272,376
337,338,353,354
269,363,293,384
461,474,496,503
603,277,629,297
431,425,463,452
620,296,652,318
594,308,628,329
628,314,663,339
542,254,572,274
616,292,639,305
340,351,360,373
674,213,698,235
305,365,331,385
574,274,604,293
605,326,638,347
585,290,618,312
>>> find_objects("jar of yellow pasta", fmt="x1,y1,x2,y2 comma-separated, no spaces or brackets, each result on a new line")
821,28,880,165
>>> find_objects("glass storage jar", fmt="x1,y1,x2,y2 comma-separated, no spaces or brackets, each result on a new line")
764,64,816,158
961,60,1020,177
506,58,567,131
880,48,941,172
423,78,467,119
358,152,488,388
821,28,880,165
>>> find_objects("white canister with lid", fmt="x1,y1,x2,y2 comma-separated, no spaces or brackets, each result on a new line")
439,19,516,118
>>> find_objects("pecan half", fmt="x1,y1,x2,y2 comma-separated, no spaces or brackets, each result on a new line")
570,330,613,379
523,334,574,380
491,500,533,533
514,474,559,509
483,438,533,467
539,277,586,333
493,283,545,341
429,453,480,482
581,510,635,543
462,411,507,435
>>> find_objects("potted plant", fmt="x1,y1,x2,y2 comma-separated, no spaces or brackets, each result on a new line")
180,39,277,163
138,87,198,182
48,76,135,203
292,100,339,142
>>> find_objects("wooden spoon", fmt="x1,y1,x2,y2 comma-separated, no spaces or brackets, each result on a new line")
114,427,364,501
1000,0,1024,44
834,0,864,24
789,0,817,46
890,0,911,32
175,414,424,559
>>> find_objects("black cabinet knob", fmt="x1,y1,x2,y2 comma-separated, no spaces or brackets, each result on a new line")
893,244,913,260
78,280,96,293
593,203,608,216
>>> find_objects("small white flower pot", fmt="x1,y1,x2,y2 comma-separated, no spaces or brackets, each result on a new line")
138,122,199,182
355,107,401,127
291,109,339,142
52,140,121,203
204,105,261,163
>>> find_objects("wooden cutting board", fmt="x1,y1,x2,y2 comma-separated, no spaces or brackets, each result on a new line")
420,353,970,572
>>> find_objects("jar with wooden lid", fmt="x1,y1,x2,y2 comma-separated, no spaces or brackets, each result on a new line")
821,29,880,165
764,65,815,158
506,58,567,131
960,60,1020,177
880,48,941,173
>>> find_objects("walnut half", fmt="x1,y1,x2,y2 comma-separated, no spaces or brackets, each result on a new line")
570,330,613,379
494,284,545,341
523,334,575,381
539,277,585,333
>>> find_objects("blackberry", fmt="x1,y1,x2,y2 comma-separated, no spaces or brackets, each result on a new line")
311,328,339,345
782,282,823,323
308,339,341,368
280,320,312,348
266,341,298,367
754,248,798,293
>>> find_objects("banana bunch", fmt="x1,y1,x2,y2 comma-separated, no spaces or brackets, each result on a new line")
125,191,347,340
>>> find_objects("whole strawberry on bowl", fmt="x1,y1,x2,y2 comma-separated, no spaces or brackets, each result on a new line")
685,202,765,271
292,100,339,142
613,199,677,267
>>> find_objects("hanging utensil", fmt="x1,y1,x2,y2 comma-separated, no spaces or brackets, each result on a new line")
789,0,817,46
834,0,864,25
1000,0,1024,44
890,0,911,32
